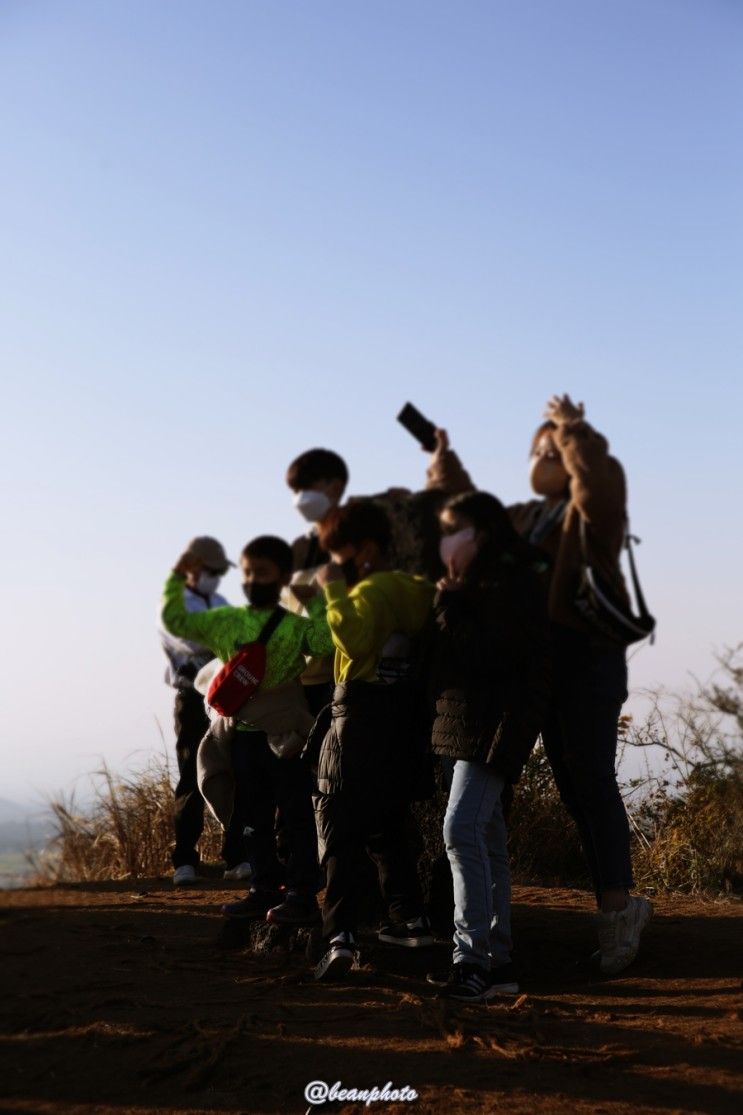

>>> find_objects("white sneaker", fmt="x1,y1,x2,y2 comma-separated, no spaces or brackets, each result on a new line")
173,865,198,886
595,895,653,975
223,862,254,882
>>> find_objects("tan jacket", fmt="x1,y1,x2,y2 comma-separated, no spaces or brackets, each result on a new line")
509,419,630,635
196,681,315,827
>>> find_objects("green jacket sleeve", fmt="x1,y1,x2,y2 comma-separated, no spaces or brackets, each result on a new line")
300,593,335,657
161,572,220,652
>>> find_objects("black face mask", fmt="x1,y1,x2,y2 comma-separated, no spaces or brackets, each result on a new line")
243,581,280,608
341,555,360,588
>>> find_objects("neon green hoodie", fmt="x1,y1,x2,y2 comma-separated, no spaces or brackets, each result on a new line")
323,571,435,683
161,573,334,690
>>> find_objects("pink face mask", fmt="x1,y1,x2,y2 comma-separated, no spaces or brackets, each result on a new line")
439,527,477,574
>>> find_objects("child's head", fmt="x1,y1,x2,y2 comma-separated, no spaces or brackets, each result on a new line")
286,448,349,524
240,535,293,608
439,491,531,580
182,536,233,595
318,500,391,585
529,421,570,499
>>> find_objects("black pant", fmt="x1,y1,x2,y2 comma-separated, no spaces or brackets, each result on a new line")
315,791,425,939
230,730,318,894
172,688,210,868
172,687,246,869
303,681,334,718
541,630,633,901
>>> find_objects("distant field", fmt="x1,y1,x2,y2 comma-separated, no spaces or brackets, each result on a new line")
0,851,34,888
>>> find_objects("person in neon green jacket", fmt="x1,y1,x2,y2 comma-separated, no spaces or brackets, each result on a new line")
162,534,333,927
162,563,333,692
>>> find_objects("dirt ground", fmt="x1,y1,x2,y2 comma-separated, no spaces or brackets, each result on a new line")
1,881,741,1115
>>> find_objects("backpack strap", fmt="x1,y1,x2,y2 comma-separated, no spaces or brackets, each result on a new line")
579,516,655,635
529,499,568,546
624,531,653,624
257,606,287,646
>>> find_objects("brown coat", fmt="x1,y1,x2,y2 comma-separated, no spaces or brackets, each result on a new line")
509,419,630,636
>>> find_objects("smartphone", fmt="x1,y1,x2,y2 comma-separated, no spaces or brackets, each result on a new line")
396,402,438,452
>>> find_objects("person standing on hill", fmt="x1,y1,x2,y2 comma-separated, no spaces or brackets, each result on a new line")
309,500,436,981
161,535,334,925
429,491,551,1002
159,536,250,886
507,394,653,975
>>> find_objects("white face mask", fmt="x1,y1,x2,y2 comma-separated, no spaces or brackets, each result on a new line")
439,527,476,570
293,489,333,523
195,571,221,597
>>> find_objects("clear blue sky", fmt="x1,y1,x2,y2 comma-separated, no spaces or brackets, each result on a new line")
1,1,741,802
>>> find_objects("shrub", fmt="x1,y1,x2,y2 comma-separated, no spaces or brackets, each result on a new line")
621,645,743,894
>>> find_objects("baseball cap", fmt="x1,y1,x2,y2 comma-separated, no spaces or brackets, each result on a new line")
185,536,235,573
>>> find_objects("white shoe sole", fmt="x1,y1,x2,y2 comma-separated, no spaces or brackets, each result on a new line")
427,974,518,994
600,899,653,975
441,985,500,1003
378,933,434,948
314,948,355,981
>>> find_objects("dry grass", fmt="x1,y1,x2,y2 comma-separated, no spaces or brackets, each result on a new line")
32,756,223,883
32,648,743,895
620,646,743,893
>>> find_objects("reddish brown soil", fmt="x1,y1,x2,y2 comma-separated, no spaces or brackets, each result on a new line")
1,882,741,1115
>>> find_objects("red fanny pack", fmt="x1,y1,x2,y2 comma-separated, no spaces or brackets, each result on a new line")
207,607,286,716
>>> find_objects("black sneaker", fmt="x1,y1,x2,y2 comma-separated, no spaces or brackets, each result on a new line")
221,888,281,920
438,963,497,1002
428,961,519,994
378,916,434,948
490,962,519,994
314,932,357,981
267,890,321,927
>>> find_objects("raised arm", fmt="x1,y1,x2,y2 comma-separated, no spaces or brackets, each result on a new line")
546,395,626,528
300,592,335,658
425,428,474,495
161,571,221,647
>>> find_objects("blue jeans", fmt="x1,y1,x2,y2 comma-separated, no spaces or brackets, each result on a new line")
442,758,513,970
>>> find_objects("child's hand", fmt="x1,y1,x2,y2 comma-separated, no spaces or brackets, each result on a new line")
290,583,318,605
544,393,585,425
316,561,346,587
173,552,203,578
428,427,449,458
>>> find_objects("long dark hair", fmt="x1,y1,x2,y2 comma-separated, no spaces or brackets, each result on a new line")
442,490,546,584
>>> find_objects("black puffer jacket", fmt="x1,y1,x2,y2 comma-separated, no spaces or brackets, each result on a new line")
316,679,433,801
431,566,551,783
